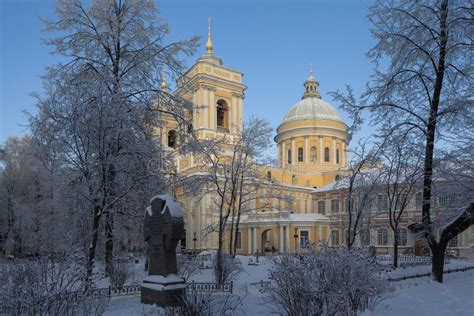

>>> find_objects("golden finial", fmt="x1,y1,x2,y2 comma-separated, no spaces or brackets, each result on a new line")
206,17,213,54
161,71,168,92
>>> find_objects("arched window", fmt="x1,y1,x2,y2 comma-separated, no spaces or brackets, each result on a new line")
297,147,304,162
448,235,458,248
287,150,292,164
397,228,408,246
331,199,339,214
377,228,388,246
267,171,272,181
318,200,326,215
216,99,229,129
331,230,340,246
324,147,330,162
310,146,317,161
336,149,340,164
167,130,177,148
415,192,423,209
360,229,370,246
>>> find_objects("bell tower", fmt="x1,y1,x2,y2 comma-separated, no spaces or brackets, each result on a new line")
176,18,246,139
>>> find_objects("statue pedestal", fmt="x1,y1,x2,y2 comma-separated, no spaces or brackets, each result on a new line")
141,274,186,306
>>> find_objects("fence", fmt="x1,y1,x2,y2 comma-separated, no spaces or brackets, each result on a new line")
377,255,450,267
187,281,233,293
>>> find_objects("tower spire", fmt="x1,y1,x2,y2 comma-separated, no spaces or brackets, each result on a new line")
206,17,213,54
309,64,314,79
161,71,168,92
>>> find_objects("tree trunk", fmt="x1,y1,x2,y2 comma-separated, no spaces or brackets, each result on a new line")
431,244,447,283
393,233,399,268
86,204,101,289
104,211,114,276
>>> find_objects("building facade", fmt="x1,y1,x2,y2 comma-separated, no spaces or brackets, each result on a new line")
160,25,473,258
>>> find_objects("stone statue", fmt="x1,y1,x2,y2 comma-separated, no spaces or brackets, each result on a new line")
141,195,186,306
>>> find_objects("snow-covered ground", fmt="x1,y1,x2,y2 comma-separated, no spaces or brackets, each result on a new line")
363,270,474,316
103,256,474,315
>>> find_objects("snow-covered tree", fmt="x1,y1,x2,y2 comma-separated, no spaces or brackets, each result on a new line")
380,134,423,267
30,0,198,284
332,0,473,282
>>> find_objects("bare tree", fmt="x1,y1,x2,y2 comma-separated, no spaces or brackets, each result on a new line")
183,117,288,282
31,0,198,285
332,0,473,282
380,134,423,267
336,140,382,250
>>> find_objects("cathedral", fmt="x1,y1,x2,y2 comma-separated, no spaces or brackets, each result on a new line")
159,22,473,257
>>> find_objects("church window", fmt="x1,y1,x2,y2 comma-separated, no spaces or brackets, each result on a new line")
448,235,458,248
310,146,316,161
360,229,370,246
267,171,272,181
331,199,339,214
377,194,388,211
377,228,388,246
331,230,340,246
397,228,408,246
324,147,330,162
415,192,423,209
336,149,340,164
287,150,292,164
318,200,326,215
216,99,229,129
236,232,242,249
298,147,303,162
167,130,177,148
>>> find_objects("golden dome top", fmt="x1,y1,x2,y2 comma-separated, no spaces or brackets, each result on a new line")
161,72,168,92
205,17,213,54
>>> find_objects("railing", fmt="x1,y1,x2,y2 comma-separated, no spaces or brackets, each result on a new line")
377,254,450,267
187,281,233,293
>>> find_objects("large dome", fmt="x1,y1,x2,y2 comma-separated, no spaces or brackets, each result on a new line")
282,97,343,124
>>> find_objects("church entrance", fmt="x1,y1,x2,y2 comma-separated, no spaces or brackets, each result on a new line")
261,229,275,255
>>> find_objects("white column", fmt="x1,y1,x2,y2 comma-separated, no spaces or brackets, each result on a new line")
319,136,323,163
238,98,243,132
342,142,346,167
253,228,258,254
285,226,290,252
333,138,337,166
304,137,309,163
291,138,295,165
248,227,252,254
231,96,236,133
279,225,284,252
203,88,209,128
301,200,306,214
193,91,198,128
282,142,286,168
319,224,323,243
209,90,215,130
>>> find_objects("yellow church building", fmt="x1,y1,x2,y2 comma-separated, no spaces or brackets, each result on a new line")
158,23,473,258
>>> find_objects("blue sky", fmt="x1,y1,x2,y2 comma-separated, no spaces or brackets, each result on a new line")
0,0,375,144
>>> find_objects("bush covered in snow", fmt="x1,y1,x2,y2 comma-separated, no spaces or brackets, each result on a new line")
109,260,131,288
266,249,394,315
0,255,106,315
213,254,242,284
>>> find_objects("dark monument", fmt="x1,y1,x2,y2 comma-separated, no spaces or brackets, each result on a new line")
141,195,186,306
